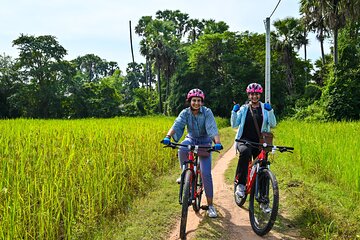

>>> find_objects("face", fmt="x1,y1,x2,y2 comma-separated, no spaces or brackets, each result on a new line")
190,97,203,110
248,92,261,103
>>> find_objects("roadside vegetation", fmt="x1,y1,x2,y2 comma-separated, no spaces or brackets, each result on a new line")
225,120,360,239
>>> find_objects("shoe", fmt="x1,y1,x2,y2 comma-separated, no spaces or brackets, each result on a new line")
176,176,181,184
260,203,272,214
207,205,217,218
235,184,246,198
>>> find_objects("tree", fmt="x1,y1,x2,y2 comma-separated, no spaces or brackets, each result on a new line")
12,34,73,118
0,54,19,117
72,54,118,82
300,0,330,65
319,0,360,65
272,17,305,95
136,16,179,114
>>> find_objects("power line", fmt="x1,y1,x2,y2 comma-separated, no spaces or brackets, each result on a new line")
269,0,282,18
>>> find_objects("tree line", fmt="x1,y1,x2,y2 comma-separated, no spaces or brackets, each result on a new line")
1,1,359,120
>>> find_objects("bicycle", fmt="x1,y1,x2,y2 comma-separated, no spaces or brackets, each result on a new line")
234,139,294,236
161,141,221,240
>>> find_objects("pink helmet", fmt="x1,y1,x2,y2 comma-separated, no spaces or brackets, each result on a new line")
187,88,205,101
246,83,263,93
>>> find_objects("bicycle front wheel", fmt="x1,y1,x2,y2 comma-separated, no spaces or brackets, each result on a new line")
180,170,192,240
192,167,203,212
249,168,279,236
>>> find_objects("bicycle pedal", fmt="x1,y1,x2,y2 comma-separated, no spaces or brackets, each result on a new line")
200,205,209,210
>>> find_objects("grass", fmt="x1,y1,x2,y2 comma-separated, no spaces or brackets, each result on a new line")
223,121,360,240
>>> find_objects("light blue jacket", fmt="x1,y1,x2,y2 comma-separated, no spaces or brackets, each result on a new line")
230,102,276,140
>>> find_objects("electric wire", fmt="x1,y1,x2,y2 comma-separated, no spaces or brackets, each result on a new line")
269,0,282,18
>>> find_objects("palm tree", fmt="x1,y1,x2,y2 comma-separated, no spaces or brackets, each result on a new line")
300,0,329,65
319,0,360,65
273,17,304,94
136,16,179,114
185,18,205,43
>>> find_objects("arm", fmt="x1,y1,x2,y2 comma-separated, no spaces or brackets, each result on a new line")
165,128,176,138
231,106,243,128
167,109,187,142
268,109,276,128
213,134,221,144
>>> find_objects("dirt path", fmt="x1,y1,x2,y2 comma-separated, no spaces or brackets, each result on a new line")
167,144,301,240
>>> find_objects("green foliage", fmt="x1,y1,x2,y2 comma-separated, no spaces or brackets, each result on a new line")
119,88,158,116
321,26,360,121
292,100,327,121
272,120,360,239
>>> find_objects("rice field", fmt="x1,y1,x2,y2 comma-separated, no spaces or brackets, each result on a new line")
0,117,180,239
273,120,360,195
0,116,229,239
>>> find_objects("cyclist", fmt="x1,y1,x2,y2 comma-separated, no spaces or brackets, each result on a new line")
162,88,223,218
230,83,276,201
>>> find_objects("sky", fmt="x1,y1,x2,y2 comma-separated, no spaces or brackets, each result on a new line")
1,0,330,72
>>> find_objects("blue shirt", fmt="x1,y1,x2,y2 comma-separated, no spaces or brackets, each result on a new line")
171,106,219,142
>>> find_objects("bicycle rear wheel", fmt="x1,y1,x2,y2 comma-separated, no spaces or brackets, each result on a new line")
180,170,192,240
249,168,279,236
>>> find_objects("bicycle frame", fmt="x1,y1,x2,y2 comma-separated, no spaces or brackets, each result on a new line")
245,149,268,195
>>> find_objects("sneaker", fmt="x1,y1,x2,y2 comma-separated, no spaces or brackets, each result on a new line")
207,205,217,218
260,203,272,214
176,176,181,184
235,184,246,198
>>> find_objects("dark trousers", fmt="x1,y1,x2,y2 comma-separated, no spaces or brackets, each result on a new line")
235,143,260,185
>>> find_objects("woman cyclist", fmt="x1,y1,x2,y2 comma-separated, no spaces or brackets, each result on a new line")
230,83,276,202
162,88,223,218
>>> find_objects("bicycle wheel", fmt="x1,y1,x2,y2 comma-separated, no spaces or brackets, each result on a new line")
249,168,279,236
192,169,203,212
180,170,192,240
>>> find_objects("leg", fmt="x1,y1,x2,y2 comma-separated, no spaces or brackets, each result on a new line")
199,154,213,202
235,143,252,185
200,154,218,218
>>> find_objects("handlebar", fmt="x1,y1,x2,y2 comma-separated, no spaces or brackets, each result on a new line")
235,139,294,153
160,140,223,153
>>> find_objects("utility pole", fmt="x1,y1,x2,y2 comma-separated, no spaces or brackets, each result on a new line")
129,20,135,64
265,17,271,103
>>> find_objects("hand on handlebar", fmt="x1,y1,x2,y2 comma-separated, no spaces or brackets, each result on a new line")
214,143,223,151
162,137,170,145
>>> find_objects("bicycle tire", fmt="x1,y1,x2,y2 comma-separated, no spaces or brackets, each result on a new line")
192,160,203,212
249,168,279,236
180,170,191,240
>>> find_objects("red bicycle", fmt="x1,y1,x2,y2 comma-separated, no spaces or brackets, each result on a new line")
161,141,221,240
234,139,294,236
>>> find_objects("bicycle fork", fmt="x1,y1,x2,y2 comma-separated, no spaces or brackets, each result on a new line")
254,166,270,204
